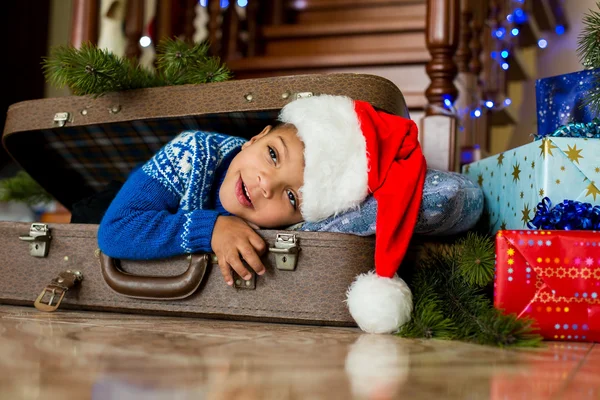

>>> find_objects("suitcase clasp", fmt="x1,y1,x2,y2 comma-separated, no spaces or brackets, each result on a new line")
53,112,72,127
269,233,299,271
34,270,83,312
19,223,52,257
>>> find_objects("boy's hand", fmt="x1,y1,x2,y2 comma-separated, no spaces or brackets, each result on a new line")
211,216,267,286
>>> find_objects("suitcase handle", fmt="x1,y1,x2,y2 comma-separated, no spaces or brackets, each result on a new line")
99,252,209,300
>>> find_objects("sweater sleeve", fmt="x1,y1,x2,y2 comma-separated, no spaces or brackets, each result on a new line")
97,132,222,260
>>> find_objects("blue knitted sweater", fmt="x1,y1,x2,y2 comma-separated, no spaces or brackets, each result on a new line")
97,131,246,260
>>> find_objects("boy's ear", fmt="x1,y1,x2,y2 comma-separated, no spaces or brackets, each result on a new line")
242,125,272,149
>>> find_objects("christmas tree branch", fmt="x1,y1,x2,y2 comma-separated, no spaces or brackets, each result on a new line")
43,39,231,97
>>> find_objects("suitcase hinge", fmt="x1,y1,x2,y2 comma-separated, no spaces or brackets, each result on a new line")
34,270,83,312
53,112,72,127
19,223,52,257
269,233,299,271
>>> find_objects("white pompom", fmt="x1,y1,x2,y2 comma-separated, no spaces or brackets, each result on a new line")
346,271,413,334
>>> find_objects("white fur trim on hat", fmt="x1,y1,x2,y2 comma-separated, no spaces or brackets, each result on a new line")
279,95,369,222
346,271,413,334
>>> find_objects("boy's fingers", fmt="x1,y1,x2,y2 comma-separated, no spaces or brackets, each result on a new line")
217,258,233,286
240,245,265,276
249,234,267,255
228,253,252,281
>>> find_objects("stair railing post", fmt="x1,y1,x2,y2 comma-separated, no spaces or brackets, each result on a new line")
70,0,99,48
420,0,461,171
124,0,144,62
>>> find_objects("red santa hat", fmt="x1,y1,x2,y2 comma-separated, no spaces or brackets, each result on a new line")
279,95,427,334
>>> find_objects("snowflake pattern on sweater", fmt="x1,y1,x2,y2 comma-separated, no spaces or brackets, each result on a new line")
98,131,245,260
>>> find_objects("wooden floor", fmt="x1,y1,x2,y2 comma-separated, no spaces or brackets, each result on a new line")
0,305,598,400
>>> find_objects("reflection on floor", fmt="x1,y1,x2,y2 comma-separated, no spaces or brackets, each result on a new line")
0,305,597,400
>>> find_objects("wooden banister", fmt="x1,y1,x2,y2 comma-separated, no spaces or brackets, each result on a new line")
208,0,222,56
468,1,485,76
455,0,472,73
124,0,144,61
425,0,460,116
155,0,174,44
70,0,99,48
183,0,197,43
221,4,240,61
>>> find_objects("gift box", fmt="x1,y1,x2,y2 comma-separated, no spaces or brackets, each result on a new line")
536,68,600,136
462,137,600,234
495,230,600,342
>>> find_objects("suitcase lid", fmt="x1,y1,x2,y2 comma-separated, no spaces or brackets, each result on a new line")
2,73,408,209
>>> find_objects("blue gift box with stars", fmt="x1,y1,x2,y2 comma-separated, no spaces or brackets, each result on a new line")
462,137,600,234
536,68,600,136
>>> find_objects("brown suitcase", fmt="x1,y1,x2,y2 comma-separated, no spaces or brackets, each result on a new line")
0,73,408,326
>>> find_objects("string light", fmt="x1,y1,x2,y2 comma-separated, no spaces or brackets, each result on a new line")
504,98,512,106
555,25,565,35
501,50,509,59
472,108,482,118
511,28,520,36
139,36,152,47
538,39,548,49
485,101,495,109
199,0,207,6
501,62,509,70
237,0,248,6
495,27,507,39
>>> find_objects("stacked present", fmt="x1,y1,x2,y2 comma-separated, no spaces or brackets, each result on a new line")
463,68,600,342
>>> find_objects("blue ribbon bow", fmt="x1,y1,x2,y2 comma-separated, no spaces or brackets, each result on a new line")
528,197,600,230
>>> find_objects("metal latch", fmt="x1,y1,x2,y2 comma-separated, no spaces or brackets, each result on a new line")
269,233,299,271
295,92,314,100
53,112,71,127
19,223,52,257
34,270,83,312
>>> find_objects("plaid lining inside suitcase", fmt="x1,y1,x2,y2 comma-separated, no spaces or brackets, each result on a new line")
9,111,279,208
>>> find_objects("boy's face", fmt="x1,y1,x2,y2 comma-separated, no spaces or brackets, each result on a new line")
219,125,305,228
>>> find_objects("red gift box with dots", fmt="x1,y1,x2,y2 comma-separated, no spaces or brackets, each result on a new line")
495,230,600,342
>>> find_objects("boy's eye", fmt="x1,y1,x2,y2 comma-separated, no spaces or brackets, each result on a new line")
268,146,277,164
287,190,297,210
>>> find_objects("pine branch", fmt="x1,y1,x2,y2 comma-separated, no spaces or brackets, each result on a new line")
457,232,495,287
399,234,543,347
43,39,231,96
0,171,53,205
578,2,600,69
43,42,160,96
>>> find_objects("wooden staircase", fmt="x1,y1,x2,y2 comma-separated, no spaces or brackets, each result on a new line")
69,0,568,171
226,0,431,113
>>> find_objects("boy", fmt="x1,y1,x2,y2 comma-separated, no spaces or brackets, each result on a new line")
98,94,426,334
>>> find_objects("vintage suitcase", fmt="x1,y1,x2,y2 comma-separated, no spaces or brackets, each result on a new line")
0,73,408,327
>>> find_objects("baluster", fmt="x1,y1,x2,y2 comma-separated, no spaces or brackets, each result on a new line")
70,0,99,48
183,0,198,43
266,0,285,25
208,0,222,56
246,0,261,56
124,0,144,61
155,0,174,44
421,0,461,172
469,1,485,77
425,0,460,115
221,3,240,61
455,0,472,73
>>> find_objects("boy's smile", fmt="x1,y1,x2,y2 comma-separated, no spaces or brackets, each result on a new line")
219,124,305,228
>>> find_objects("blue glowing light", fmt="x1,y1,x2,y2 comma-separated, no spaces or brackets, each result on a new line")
444,99,452,108
485,101,494,109
495,27,506,39
491,51,498,58
220,0,229,7
504,98,512,106
473,108,482,118
501,50,509,59
237,0,248,6
511,28,520,36
199,0,207,6
538,39,548,49
555,25,565,35
501,62,509,70
513,8,527,24
507,14,514,22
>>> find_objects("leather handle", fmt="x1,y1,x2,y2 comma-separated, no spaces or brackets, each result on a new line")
99,252,209,300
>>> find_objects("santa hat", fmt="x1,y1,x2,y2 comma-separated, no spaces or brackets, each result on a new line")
279,95,427,334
